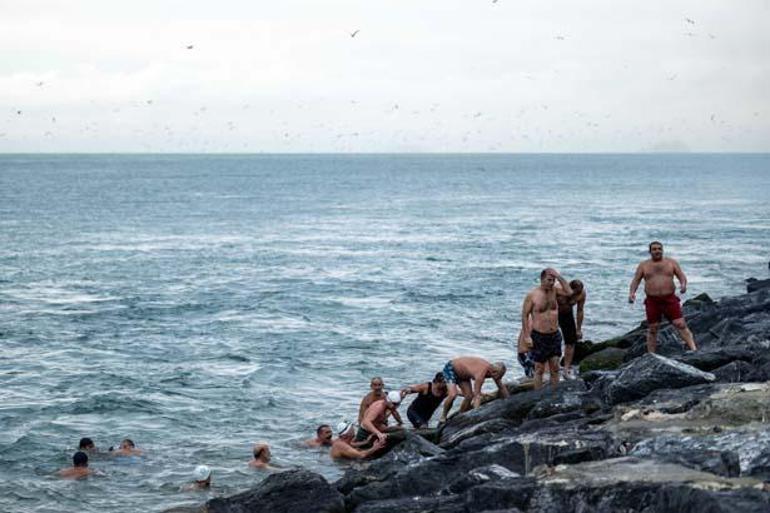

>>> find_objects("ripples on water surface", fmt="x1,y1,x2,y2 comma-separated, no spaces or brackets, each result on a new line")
1,154,769,512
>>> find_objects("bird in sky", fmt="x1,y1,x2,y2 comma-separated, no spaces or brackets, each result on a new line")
186,44,194,49
350,30,360,38
554,35,565,40
684,17,696,25
36,81,44,87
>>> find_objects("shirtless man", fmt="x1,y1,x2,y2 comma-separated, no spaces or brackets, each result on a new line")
357,391,405,444
520,268,573,390
438,356,508,423
330,422,386,460
111,438,142,457
629,241,697,353
57,451,94,479
249,442,278,470
303,424,333,448
557,279,586,379
358,377,403,426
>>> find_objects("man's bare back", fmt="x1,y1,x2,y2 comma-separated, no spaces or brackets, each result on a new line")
451,356,493,381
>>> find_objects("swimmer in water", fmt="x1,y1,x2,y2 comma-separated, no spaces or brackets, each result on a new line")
249,442,278,470
182,465,212,491
57,451,94,479
330,422,386,460
303,424,334,448
111,438,143,456
78,437,98,454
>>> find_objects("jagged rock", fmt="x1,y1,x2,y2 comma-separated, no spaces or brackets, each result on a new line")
205,469,344,513
746,450,770,481
606,353,716,405
676,347,756,371
747,277,770,293
712,360,756,383
439,380,588,444
683,292,715,309
352,494,466,513
579,347,627,373
630,440,741,477
440,464,521,495
337,431,444,494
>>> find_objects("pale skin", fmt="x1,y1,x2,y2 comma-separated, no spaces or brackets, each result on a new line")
557,282,586,374
303,426,333,448
361,399,404,443
330,429,386,459
439,357,508,423
629,243,697,353
358,379,403,425
249,443,278,470
57,466,94,479
521,269,572,390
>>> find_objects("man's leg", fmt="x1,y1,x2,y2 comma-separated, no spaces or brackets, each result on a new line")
533,362,545,390
439,383,457,422
563,344,575,376
459,381,474,412
547,357,560,389
646,322,659,353
672,318,697,351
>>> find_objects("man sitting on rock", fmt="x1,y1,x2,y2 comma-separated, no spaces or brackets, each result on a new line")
330,422,386,460
356,391,405,444
629,241,697,353
438,356,508,423
521,268,573,390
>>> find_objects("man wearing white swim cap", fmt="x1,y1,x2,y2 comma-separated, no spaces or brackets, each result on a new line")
357,390,405,444
330,421,386,460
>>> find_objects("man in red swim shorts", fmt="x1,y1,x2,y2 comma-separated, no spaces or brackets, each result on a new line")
629,241,697,353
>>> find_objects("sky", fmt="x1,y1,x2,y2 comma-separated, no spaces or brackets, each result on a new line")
1,0,768,153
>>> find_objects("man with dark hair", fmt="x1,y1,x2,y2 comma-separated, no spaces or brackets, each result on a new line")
520,268,573,390
78,437,96,453
303,424,334,447
401,373,448,428
57,451,94,479
557,279,586,379
629,241,697,353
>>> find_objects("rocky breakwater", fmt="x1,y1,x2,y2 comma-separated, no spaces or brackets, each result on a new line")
174,281,770,513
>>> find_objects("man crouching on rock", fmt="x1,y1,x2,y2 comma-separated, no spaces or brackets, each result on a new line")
438,357,508,423
521,268,573,390
629,241,697,353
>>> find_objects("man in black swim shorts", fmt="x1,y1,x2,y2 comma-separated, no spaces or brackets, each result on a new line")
557,279,586,379
520,268,573,390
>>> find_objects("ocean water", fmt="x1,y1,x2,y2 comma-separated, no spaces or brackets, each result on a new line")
1,153,769,512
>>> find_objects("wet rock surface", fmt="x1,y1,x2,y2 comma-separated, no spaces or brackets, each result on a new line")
185,286,770,512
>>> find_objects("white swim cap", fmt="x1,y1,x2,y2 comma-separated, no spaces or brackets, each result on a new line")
336,421,353,436
387,390,402,404
193,465,211,481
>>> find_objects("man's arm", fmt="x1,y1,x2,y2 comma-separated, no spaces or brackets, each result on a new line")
391,407,404,425
494,376,509,398
401,383,428,396
629,263,644,303
576,291,586,339
672,259,687,294
336,439,386,459
357,396,368,424
521,293,534,341
471,370,487,409
553,272,573,296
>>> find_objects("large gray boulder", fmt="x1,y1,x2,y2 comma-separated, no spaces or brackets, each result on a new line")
205,469,344,513
606,353,716,405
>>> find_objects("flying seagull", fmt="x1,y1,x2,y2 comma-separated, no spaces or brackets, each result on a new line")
684,17,695,25
350,30,360,38
186,44,194,50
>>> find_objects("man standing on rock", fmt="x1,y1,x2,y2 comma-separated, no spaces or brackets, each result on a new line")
557,279,586,379
629,241,697,353
521,268,573,390
438,356,508,423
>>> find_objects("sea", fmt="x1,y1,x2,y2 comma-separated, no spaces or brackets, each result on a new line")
1,153,769,512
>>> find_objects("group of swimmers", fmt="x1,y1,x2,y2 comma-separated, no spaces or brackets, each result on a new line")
59,241,696,485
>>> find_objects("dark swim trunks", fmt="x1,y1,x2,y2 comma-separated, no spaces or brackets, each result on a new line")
530,329,563,363
558,308,578,346
644,294,683,324
517,351,535,378
442,361,458,384
355,426,372,442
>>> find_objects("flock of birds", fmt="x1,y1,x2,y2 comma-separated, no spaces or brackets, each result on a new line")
0,15,747,149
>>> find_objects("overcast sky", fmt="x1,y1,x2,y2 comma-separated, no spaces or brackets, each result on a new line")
1,0,768,153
